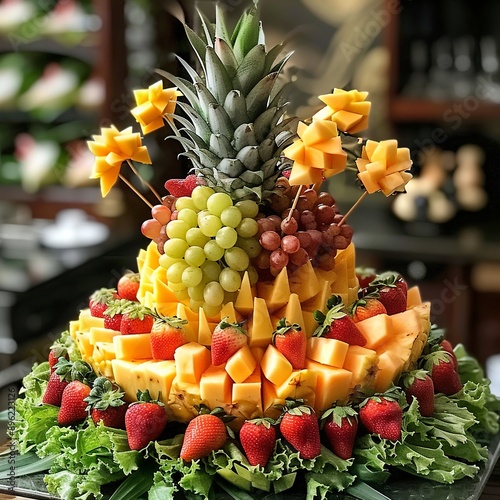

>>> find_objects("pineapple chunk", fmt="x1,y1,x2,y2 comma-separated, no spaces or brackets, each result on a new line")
306,337,349,367
274,369,317,401
257,267,290,312
273,293,305,333
225,345,257,383
260,345,293,386
168,377,203,422
75,332,94,359
355,314,392,350
247,298,274,347
92,342,116,362
69,320,80,340
200,365,232,410
89,327,121,345
174,342,211,384
111,359,145,402
78,309,105,332
142,360,177,403
343,345,379,392
374,350,404,393
306,360,352,414
113,334,152,360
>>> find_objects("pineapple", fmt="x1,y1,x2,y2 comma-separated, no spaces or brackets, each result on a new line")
158,3,298,203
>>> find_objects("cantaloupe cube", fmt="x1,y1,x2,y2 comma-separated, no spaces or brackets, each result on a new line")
113,334,152,360
283,140,305,163
142,360,177,403
274,369,317,401
330,258,348,296
413,301,431,323
302,119,338,146
306,360,352,413
247,298,274,347
111,359,144,402
232,367,262,406
391,309,421,337
89,326,121,345
256,267,290,312
78,309,105,332
289,161,324,186
302,278,332,314
225,345,257,383
306,337,349,367
355,314,392,350
220,302,242,323
343,345,379,390
251,347,265,363
406,286,422,308
262,378,284,420
261,345,293,386
200,365,232,409
273,293,306,333
198,307,216,346
332,109,363,132
176,303,198,343
174,342,211,384
374,350,404,393
357,170,379,194
289,260,321,302
92,342,116,361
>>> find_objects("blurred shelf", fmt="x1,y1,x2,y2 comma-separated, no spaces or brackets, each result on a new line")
0,108,98,124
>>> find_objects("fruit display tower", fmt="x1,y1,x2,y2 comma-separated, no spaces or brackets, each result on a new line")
5,3,500,500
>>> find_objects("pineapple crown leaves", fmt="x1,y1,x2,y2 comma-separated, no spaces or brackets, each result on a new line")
312,295,347,337
89,287,117,305
153,314,188,330
55,358,96,385
320,405,358,428
217,317,248,336
84,376,126,411
272,318,301,341
103,298,137,317
134,389,165,407
400,369,430,389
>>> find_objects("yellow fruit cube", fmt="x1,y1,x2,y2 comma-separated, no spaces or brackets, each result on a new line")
274,369,317,401
289,260,321,302
273,294,306,333
220,302,242,324
89,327,121,345
343,345,379,391
257,267,290,312
113,334,152,360
288,161,324,186
261,345,293,386
262,378,285,420
197,307,216,346
225,345,257,383
391,309,421,337
111,359,145,402
302,309,320,338
92,342,116,361
306,337,349,367
78,309,104,332
247,298,274,347
306,360,352,413
168,377,203,422
69,320,80,339
200,365,233,410
251,346,265,364
75,332,94,359
355,314,392,350
234,271,254,316
374,350,404,393
143,360,177,403
176,303,198,343
302,278,332,314
174,342,211,384
406,286,423,308
232,367,262,407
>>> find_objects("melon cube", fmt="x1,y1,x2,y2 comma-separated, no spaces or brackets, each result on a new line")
391,309,421,337
234,271,254,316
113,334,152,360
174,342,211,384
232,367,262,407
355,314,392,350
374,350,404,393
89,327,121,345
288,161,323,186
247,298,274,347
273,294,306,333
78,309,105,332
260,345,293,386
306,337,348,367
256,267,290,312
406,286,423,308
200,365,233,410
225,345,257,383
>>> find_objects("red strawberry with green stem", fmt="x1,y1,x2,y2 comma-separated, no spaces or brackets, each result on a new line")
58,380,92,425
350,297,387,323
150,315,188,360
424,350,462,395
120,304,155,334
401,369,435,417
273,319,307,369
313,295,366,346
356,267,377,289
239,418,277,467
180,407,230,461
321,406,358,460
84,377,127,429
358,389,403,441
89,287,118,318
370,271,408,315
279,401,321,460
103,299,135,331
125,390,167,450
211,318,248,366
439,339,459,371
165,174,198,198
43,370,70,406
48,340,69,373
117,272,140,301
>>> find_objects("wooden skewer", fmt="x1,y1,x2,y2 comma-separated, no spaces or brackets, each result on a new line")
119,173,153,208
338,191,368,226
285,184,304,223
126,159,163,203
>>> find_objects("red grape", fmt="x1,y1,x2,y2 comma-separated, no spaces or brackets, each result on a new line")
268,215,282,232
141,219,162,239
270,248,289,270
333,235,349,249
327,223,341,237
340,224,353,239
281,217,298,235
254,249,271,269
260,230,281,251
152,204,172,225
281,235,300,254
290,247,309,266
258,217,275,235
315,204,335,225
296,231,312,248
317,252,336,271
315,191,335,207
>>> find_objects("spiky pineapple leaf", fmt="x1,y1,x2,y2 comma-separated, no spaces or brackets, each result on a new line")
246,72,279,119
223,90,250,128
232,6,260,63
184,24,207,70
207,103,234,138
205,46,233,104
233,44,267,95
215,3,232,45
214,38,238,79
155,69,199,113
176,102,211,142
175,54,204,85
195,7,215,48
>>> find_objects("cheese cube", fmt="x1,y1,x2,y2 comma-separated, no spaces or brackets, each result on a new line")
260,345,293,386
174,342,211,384
307,337,349,367
113,334,152,360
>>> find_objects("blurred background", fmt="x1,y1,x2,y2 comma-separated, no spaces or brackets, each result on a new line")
0,0,499,409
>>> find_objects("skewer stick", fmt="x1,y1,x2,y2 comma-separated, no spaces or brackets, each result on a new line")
119,173,153,208
126,159,163,203
338,191,368,226
285,184,304,223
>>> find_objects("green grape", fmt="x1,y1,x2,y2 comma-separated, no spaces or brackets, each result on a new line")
173,288,189,301
201,260,221,281
235,200,259,218
199,213,222,237
224,247,250,271
215,226,238,249
219,267,242,292
190,299,204,312
184,246,206,267
236,217,259,238
191,186,215,210
188,283,205,302
166,219,189,239
186,227,210,247
202,301,221,318
163,238,189,259
177,208,198,228
167,260,189,284
206,192,233,216
246,265,259,286
203,281,224,306
204,240,225,261
175,196,197,211
220,206,242,228
236,236,262,259
159,254,180,269
182,266,203,287
168,281,187,292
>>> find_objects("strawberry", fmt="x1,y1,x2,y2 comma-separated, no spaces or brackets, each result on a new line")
401,370,435,417
211,318,248,366
424,351,462,395
439,339,459,371
273,318,307,369
279,402,321,459
370,271,408,315
103,298,137,331
350,297,387,323
165,174,198,198
58,380,92,425
321,406,358,460
48,340,69,373
150,315,188,360
84,377,127,429
359,392,403,441
180,409,228,461
239,418,276,467
120,304,155,334
42,370,70,406
117,272,140,301
313,295,366,346
125,390,167,450
89,287,118,318
356,267,377,289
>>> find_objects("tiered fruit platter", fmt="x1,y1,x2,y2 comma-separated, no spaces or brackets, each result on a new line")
2,2,500,499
